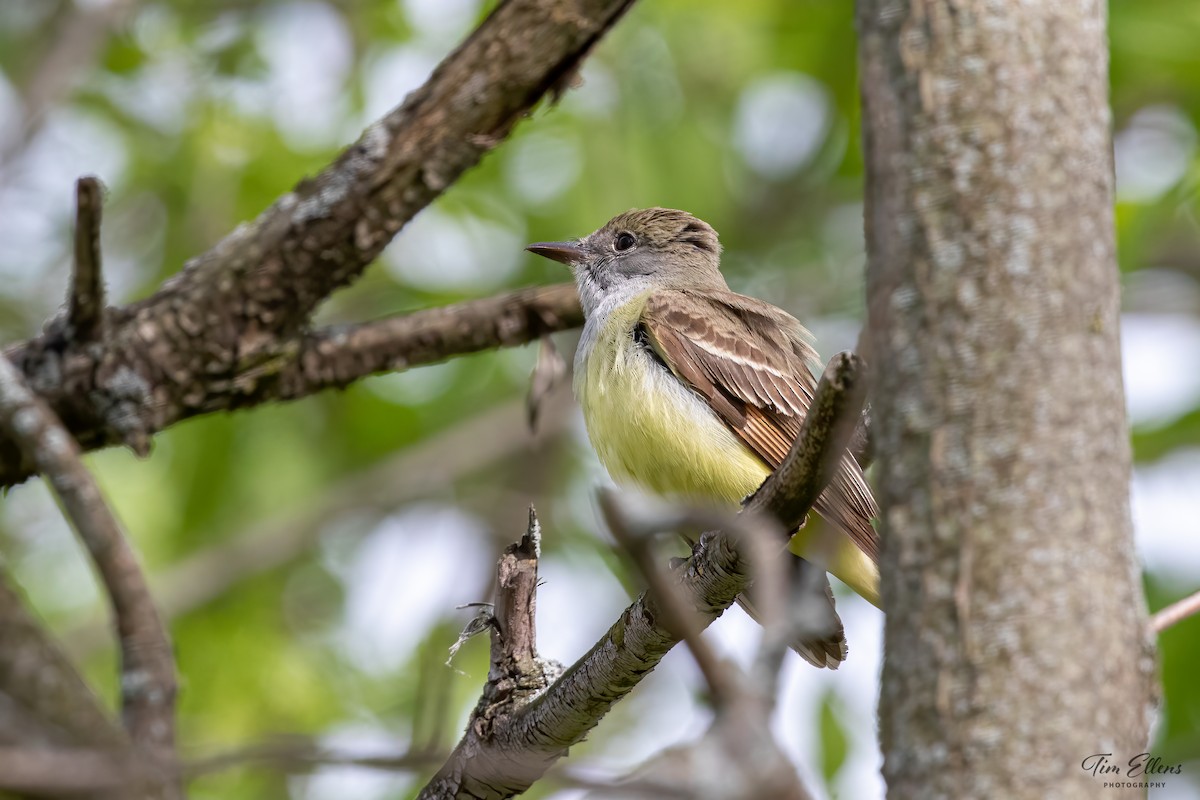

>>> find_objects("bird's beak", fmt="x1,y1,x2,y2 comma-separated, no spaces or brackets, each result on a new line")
526,240,586,266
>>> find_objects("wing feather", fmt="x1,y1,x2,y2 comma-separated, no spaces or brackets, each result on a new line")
641,289,880,564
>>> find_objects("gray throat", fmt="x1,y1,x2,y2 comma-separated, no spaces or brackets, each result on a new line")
572,271,657,375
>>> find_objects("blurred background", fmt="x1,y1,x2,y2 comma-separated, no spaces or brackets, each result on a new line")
0,0,1198,798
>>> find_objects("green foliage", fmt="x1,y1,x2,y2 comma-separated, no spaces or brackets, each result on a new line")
818,689,849,787
0,1,1198,798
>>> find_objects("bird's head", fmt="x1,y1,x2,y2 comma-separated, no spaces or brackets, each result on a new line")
527,208,725,315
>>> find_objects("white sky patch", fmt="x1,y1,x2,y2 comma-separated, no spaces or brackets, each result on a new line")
0,108,127,303
1115,106,1196,204
333,505,491,674
536,553,630,661
1133,449,1200,579
363,360,462,406
3,108,128,199
2,481,101,616
543,790,589,800
734,72,831,179
257,2,354,150
362,44,439,123
194,12,245,55
99,50,195,136
131,4,183,52
402,0,481,43
105,63,191,135
1121,313,1200,426
562,62,619,119
294,724,415,800
504,131,583,207
384,206,525,292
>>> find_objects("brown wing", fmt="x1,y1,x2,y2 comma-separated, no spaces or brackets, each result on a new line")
641,289,880,564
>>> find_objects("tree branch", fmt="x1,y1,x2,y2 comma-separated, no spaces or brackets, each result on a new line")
420,353,867,799
0,357,176,767
1152,588,1200,633
0,746,136,796
63,392,573,660
242,283,582,403
68,176,106,343
597,494,750,709
421,509,562,799
2,0,626,487
0,566,125,749
185,739,442,779
745,352,869,522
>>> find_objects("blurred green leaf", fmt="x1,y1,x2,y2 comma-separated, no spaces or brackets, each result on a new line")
818,689,849,788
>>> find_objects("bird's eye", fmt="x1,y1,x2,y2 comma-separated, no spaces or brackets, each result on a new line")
614,232,636,252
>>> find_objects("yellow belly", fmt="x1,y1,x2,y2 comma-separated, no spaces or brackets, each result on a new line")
577,296,767,504
576,295,879,606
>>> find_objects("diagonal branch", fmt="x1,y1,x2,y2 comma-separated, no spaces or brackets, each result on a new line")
1152,588,1200,633
746,352,870,523
0,565,125,749
597,494,752,709
2,0,628,487
421,352,868,799
0,357,177,769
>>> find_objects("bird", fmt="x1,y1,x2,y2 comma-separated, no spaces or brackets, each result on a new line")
526,207,880,669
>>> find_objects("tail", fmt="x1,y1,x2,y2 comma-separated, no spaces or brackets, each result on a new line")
810,454,882,608
735,557,848,669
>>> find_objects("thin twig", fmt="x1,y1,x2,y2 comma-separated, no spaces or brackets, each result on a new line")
186,739,443,778
749,557,838,701
0,357,177,766
492,507,544,668
527,334,567,433
1152,588,1200,633
595,495,831,712
420,509,562,800
598,492,742,707
69,175,106,341
418,352,868,799
270,284,583,400
850,404,874,469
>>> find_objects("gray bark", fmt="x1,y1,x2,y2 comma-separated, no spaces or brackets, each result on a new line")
858,1,1156,798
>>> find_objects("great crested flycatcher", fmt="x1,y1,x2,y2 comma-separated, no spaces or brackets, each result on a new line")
527,207,880,669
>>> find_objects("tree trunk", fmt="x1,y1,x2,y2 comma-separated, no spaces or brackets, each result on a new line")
857,1,1156,797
